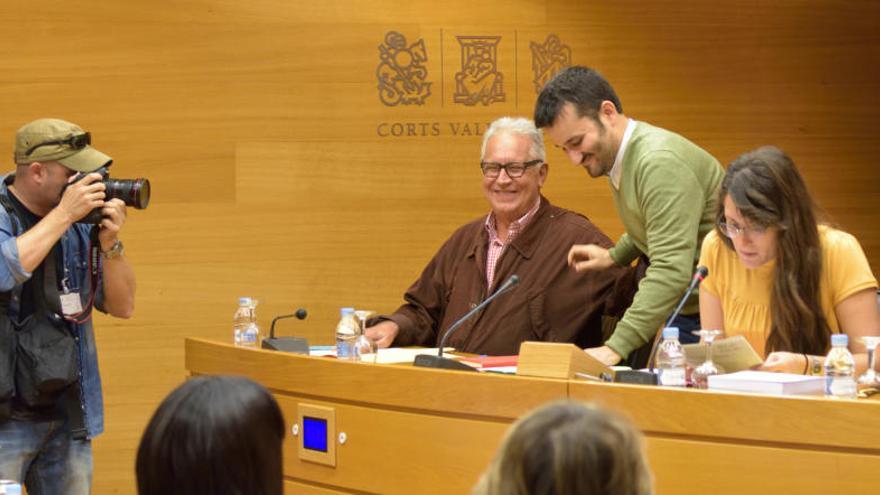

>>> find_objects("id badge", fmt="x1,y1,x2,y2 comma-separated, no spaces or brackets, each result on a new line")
61,292,84,316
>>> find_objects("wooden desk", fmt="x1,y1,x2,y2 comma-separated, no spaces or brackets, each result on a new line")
185,338,878,494
570,381,878,494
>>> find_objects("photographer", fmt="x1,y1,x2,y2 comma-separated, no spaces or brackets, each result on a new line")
0,118,136,494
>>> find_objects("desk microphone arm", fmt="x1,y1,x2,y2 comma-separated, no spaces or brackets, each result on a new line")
262,308,309,354
270,308,308,339
414,275,520,371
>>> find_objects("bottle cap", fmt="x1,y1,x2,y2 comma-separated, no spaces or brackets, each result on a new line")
662,327,680,339
830,334,848,346
340,307,355,316
238,297,252,305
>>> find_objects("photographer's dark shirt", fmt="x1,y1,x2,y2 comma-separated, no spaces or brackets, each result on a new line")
6,190,64,319
6,189,68,420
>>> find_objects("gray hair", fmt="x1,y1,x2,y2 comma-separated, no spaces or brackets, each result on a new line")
480,117,546,162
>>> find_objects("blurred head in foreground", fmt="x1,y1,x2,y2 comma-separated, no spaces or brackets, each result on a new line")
475,400,652,495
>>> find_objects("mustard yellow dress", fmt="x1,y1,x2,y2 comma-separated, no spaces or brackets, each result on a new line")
699,226,877,357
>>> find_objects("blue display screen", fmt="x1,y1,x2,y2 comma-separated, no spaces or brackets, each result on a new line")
302,416,328,452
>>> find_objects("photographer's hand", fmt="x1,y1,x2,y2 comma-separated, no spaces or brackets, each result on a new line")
13,171,106,273
98,197,136,319
58,172,106,223
98,199,127,250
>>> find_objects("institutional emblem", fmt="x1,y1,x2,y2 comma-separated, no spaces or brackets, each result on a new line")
453,36,505,106
530,34,571,93
376,31,432,106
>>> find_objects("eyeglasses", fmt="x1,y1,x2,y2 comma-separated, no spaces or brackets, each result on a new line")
718,220,768,239
479,159,543,178
25,132,91,157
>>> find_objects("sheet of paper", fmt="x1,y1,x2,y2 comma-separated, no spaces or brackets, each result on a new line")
309,346,336,357
366,347,457,364
308,346,458,363
683,335,763,372
479,366,517,374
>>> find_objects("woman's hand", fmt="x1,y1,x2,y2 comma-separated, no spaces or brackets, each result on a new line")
759,351,807,374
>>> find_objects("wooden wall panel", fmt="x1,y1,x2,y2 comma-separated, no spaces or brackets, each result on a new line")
645,436,878,495
0,0,877,493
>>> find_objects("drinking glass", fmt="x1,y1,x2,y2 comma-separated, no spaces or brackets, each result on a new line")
691,329,725,389
353,310,377,363
857,336,880,387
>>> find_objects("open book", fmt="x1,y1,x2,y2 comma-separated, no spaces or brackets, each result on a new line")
683,335,763,373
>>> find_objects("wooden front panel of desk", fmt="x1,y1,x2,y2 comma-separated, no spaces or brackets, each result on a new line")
276,397,510,493
569,381,880,494
187,339,880,494
186,338,568,494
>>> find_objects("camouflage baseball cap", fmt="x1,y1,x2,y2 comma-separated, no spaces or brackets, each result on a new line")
14,118,112,172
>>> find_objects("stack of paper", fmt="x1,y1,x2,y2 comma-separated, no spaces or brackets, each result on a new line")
708,371,825,396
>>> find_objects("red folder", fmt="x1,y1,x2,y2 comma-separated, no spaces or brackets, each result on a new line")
459,355,519,368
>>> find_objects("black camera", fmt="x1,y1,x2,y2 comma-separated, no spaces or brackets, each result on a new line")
68,166,151,224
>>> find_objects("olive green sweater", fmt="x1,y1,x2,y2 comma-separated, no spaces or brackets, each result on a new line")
605,121,724,358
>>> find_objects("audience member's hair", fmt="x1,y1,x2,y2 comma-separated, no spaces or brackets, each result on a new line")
474,400,652,495
481,117,546,162
136,375,285,495
716,145,830,354
534,66,623,128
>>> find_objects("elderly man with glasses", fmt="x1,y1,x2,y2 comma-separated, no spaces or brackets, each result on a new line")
365,117,639,356
0,118,136,494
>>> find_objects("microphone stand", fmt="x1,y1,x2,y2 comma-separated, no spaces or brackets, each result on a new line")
261,308,310,353
647,266,709,373
614,266,708,385
413,275,520,371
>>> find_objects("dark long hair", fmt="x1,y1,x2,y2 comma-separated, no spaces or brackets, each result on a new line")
136,375,285,495
716,146,830,354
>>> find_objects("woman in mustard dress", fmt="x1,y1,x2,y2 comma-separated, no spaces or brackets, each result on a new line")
699,146,879,375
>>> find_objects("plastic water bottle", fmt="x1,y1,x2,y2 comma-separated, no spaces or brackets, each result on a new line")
233,297,260,348
335,307,359,360
656,327,686,387
824,334,857,398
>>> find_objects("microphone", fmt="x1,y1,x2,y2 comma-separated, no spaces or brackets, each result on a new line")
261,308,309,354
270,308,308,338
413,275,520,371
647,266,709,373
665,266,708,329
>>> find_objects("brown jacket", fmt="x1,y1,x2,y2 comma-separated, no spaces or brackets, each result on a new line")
383,197,639,355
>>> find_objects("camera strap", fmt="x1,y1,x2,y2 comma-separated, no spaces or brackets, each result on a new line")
62,227,99,324
0,184,98,322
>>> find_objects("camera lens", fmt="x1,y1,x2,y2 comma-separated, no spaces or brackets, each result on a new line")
106,178,151,209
